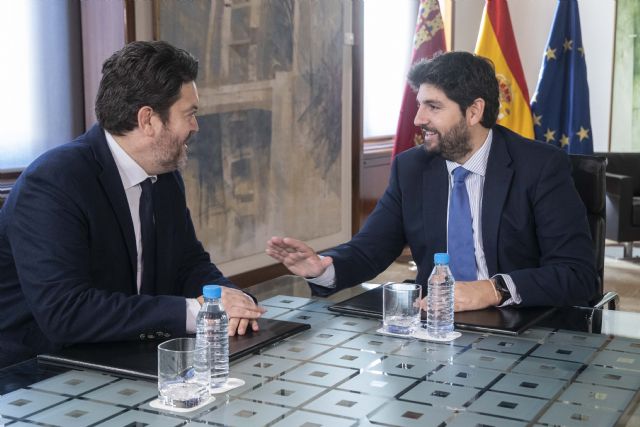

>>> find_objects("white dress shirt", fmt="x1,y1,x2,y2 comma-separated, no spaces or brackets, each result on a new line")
310,130,522,305
105,131,201,331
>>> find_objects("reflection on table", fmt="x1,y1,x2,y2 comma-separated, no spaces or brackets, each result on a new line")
0,275,639,426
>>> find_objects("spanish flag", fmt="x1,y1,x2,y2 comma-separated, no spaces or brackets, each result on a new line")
475,0,534,139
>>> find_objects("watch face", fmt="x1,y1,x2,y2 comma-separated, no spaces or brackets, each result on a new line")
495,276,510,304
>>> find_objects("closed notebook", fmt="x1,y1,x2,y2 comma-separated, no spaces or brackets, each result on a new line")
37,318,309,380
328,286,555,335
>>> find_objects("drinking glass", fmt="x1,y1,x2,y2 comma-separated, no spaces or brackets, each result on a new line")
158,337,210,408
382,282,422,335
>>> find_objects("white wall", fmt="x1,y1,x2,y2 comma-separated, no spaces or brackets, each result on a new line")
450,0,616,152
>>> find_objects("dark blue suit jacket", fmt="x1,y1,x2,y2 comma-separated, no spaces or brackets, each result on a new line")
313,125,597,307
0,124,233,366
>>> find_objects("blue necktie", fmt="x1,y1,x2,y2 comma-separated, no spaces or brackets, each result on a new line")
139,178,156,293
448,167,477,281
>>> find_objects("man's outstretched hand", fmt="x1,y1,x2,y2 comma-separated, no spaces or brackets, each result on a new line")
266,236,333,278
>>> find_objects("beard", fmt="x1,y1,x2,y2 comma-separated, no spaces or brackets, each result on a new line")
152,127,194,173
421,117,472,162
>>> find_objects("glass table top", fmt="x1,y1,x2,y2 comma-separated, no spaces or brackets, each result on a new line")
1,277,639,426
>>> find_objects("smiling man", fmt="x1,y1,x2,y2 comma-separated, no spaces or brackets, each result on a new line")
0,41,265,368
267,51,597,312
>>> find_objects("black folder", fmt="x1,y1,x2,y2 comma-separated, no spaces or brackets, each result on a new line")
37,318,309,380
328,286,555,335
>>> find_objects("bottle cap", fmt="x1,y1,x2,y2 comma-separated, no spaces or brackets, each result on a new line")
434,253,449,264
202,284,221,299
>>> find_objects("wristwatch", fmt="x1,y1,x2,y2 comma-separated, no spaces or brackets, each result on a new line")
493,275,511,305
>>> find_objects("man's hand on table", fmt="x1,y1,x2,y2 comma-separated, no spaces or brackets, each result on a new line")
197,287,266,336
419,279,500,312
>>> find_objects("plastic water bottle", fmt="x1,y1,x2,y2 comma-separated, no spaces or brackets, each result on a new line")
426,253,455,339
196,284,229,388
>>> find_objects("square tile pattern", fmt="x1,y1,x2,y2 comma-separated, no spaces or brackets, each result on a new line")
366,355,440,379
0,312,636,427
399,380,479,410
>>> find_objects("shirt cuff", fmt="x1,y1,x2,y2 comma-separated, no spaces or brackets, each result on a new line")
306,259,336,288
186,298,201,333
493,274,522,306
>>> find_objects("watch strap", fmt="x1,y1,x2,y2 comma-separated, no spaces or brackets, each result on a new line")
493,275,511,305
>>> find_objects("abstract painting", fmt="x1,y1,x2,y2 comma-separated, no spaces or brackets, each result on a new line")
154,0,353,275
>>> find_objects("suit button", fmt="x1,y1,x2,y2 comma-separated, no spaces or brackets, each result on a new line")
139,334,146,340
164,333,171,338
147,334,155,340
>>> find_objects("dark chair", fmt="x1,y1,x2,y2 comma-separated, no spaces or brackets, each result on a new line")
594,152,640,258
569,154,618,309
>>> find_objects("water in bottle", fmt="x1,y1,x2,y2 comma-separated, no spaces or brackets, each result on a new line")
196,284,229,388
426,253,455,339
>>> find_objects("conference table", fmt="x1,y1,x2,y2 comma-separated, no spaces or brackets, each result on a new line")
1,275,639,426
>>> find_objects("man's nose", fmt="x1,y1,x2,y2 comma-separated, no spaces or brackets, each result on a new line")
414,107,428,127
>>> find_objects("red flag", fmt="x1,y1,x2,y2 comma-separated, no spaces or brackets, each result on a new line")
392,0,447,159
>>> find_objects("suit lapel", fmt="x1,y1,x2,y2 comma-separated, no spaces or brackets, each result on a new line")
422,156,448,258
482,127,513,276
87,125,137,291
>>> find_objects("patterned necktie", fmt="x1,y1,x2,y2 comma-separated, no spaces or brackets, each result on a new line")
448,167,477,281
139,178,156,293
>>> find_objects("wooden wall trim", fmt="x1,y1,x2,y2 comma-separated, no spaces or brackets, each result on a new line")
229,263,290,289
351,0,364,237
124,0,136,43
0,172,20,181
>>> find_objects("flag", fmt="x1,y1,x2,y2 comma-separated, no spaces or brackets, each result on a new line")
391,0,446,159
531,0,593,154
475,0,534,139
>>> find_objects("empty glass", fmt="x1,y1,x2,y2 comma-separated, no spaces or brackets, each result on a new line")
382,283,422,335
158,337,210,408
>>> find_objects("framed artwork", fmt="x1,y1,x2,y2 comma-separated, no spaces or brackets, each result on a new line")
153,0,354,276
610,0,640,152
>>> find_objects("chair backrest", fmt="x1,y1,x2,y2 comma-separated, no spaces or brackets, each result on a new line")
568,154,606,301
597,152,640,195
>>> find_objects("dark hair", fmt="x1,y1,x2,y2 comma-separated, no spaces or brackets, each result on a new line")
407,51,499,128
95,40,199,135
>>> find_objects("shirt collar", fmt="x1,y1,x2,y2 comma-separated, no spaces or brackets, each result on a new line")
104,130,157,189
446,129,493,177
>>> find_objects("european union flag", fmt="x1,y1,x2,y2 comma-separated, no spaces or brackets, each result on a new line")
531,0,593,154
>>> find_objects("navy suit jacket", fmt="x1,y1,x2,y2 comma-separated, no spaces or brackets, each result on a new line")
0,124,234,366
312,125,597,307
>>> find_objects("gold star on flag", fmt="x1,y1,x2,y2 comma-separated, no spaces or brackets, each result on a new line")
544,128,556,142
563,38,573,51
578,46,585,57
560,134,570,147
531,92,538,104
545,47,557,61
577,126,590,141
533,114,542,126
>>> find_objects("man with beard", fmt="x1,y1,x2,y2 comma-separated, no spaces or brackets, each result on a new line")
266,51,596,311
0,41,265,368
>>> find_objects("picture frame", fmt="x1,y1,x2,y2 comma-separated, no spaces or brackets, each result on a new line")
152,0,355,277
609,0,640,152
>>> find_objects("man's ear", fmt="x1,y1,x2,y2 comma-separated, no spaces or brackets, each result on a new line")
137,106,155,136
466,98,486,126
